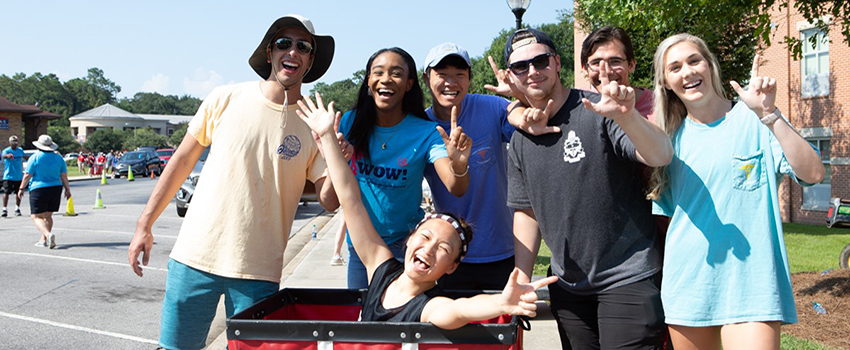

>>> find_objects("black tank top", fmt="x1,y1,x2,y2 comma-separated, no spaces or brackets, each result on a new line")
360,259,444,322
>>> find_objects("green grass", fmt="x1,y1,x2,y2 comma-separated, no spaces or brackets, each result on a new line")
781,334,842,350
531,222,848,350
783,223,850,273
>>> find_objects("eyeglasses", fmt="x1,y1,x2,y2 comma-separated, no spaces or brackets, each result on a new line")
587,58,628,72
273,37,314,55
508,53,553,76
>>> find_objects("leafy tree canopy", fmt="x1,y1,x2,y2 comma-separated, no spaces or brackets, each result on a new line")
83,129,126,154
575,0,761,90
123,127,169,150
115,92,201,115
48,125,81,155
758,0,850,59
168,123,188,147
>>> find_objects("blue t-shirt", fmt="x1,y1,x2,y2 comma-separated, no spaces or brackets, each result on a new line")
340,111,448,244
26,151,67,190
2,147,25,180
653,102,802,326
424,94,516,263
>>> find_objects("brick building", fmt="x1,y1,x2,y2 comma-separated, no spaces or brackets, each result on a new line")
0,96,61,150
573,6,847,224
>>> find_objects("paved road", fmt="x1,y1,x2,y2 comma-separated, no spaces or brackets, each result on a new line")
0,176,325,349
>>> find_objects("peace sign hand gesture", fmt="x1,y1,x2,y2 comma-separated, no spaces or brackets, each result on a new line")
730,54,777,116
581,60,636,121
499,268,559,318
436,106,472,170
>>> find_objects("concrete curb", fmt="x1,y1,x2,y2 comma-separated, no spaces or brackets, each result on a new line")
68,176,102,183
204,209,336,350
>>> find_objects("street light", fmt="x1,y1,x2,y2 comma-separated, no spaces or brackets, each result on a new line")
507,0,531,30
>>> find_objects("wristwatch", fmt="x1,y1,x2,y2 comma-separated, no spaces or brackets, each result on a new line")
760,107,782,125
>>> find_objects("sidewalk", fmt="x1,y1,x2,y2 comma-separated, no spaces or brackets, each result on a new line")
209,210,561,349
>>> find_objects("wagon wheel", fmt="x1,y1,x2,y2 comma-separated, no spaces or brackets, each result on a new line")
841,243,850,269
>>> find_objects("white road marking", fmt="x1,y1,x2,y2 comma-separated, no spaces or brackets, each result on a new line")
52,227,178,238
0,251,168,272
0,311,158,345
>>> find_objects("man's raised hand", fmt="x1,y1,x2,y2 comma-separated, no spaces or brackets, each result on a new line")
484,55,516,98
581,61,636,121
436,106,472,167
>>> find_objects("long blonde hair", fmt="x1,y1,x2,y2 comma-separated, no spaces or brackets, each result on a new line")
647,34,727,200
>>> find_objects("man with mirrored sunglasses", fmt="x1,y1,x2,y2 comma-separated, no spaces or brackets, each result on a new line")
129,14,341,350
502,28,672,349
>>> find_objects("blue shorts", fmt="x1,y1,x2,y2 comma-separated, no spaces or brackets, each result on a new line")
159,259,279,350
347,238,406,289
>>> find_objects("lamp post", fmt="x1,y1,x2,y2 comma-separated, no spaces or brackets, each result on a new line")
507,0,531,30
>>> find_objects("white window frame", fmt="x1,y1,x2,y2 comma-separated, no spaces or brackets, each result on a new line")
798,21,830,98
802,137,831,211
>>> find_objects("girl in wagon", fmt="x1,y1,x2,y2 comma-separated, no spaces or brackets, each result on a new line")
297,93,557,329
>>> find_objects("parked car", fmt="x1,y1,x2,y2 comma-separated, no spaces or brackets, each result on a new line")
174,148,317,217
156,148,175,167
175,148,209,217
113,150,162,178
63,152,79,162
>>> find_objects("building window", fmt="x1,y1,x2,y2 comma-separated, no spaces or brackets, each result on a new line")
802,138,831,211
801,28,829,98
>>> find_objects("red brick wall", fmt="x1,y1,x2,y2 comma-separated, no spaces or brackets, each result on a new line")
764,1,850,224
0,112,23,147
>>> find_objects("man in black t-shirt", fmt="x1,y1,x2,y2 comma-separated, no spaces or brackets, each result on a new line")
503,28,672,350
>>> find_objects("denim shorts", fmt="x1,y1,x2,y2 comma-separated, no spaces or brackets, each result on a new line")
159,259,279,350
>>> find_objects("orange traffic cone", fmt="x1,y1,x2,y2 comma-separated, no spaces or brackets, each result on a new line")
150,169,156,179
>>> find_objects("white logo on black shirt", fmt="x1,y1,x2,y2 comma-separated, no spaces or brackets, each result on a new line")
563,130,585,163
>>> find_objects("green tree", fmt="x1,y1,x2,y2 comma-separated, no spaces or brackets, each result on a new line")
65,67,121,115
0,72,75,126
169,123,188,147
310,70,364,113
47,125,80,155
83,129,126,153
757,0,850,59
123,127,169,150
575,0,760,90
469,9,575,96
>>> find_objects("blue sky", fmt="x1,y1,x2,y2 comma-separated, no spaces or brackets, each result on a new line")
1,0,573,100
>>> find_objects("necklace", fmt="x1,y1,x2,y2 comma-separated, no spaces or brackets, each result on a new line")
376,124,402,150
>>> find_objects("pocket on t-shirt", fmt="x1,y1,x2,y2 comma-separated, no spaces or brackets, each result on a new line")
731,150,765,191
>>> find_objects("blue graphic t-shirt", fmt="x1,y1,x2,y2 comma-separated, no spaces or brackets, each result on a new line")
26,150,67,190
340,111,448,244
2,146,25,180
424,94,516,263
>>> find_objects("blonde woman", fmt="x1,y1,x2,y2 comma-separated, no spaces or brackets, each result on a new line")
649,34,825,349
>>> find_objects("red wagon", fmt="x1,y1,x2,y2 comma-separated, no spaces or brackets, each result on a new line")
227,288,526,350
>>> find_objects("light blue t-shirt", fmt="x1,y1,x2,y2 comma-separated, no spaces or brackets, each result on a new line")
424,94,516,263
2,147,25,181
26,151,67,190
340,111,448,244
652,102,802,326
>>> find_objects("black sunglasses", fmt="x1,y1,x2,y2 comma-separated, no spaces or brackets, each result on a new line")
508,53,553,76
273,37,314,55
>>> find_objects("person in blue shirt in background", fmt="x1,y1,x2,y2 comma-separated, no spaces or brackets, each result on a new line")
421,43,519,290
17,135,72,249
2,135,26,217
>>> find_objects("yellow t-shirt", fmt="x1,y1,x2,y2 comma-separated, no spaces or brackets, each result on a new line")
169,81,326,282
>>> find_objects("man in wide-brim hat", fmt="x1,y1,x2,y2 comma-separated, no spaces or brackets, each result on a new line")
129,15,344,350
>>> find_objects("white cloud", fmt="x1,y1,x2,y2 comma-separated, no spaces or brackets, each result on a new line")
141,73,171,94
183,68,233,99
